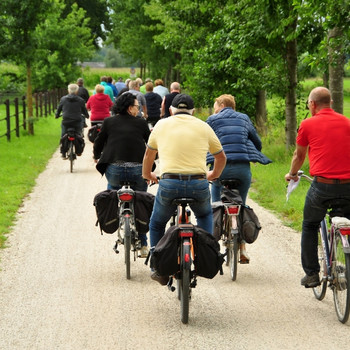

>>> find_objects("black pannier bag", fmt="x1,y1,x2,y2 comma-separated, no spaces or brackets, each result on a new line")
134,191,155,234
60,132,85,155
239,204,261,244
150,225,180,276
93,190,119,234
60,133,69,155
88,124,102,143
74,133,85,155
193,226,225,279
212,202,225,242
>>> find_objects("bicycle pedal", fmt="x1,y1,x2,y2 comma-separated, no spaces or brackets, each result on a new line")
239,260,249,264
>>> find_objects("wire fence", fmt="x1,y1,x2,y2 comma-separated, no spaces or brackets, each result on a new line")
0,88,66,141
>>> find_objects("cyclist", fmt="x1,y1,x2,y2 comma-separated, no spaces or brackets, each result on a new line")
86,84,113,126
285,86,350,288
206,94,271,263
142,93,226,284
93,92,151,257
55,83,89,158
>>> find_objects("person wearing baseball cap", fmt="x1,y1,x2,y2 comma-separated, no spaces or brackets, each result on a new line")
142,93,227,285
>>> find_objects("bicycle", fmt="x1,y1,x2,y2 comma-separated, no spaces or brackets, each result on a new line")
113,181,141,280
291,171,350,323
219,179,242,281
167,197,197,324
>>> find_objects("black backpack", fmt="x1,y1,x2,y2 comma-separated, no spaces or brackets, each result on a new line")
93,190,119,234
193,226,225,279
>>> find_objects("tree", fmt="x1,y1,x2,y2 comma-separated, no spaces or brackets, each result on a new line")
62,0,111,48
1,0,54,134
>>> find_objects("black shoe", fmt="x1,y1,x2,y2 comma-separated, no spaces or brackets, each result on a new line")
151,272,169,286
301,273,320,288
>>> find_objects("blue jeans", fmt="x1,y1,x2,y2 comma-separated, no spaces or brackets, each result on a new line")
302,181,350,275
105,164,147,192
105,163,148,246
149,178,212,248
211,162,251,204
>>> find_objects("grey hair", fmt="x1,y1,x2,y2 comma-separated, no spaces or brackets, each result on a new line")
68,83,79,94
170,106,194,115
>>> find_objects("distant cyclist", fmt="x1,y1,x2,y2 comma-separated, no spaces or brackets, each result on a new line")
55,83,89,138
206,94,271,263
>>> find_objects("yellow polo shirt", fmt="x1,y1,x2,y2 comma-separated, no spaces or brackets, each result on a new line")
147,113,223,175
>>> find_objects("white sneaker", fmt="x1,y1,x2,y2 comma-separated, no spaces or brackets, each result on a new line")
140,246,149,258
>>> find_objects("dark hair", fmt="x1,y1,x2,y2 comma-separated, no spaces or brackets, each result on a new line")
112,92,136,115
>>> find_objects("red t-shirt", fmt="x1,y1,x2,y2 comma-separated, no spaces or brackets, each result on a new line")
297,108,350,179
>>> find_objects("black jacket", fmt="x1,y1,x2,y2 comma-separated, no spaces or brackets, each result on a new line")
55,94,89,128
94,113,150,175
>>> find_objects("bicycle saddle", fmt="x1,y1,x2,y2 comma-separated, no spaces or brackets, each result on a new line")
220,179,241,189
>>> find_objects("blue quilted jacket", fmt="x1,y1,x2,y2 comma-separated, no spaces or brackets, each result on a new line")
206,107,271,165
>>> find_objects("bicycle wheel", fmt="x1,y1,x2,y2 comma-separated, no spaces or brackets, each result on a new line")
313,227,327,300
229,234,239,281
333,232,350,323
180,240,191,324
123,215,131,280
68,142,74,173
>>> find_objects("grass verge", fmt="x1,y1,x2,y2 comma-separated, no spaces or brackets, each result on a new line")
0,116,61,248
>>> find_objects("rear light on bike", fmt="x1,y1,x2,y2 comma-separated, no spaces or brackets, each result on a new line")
179,231,193,237
118,193,134,202
339,228,350,235
68,137,75,141
226,206,240,215
184,253,190,263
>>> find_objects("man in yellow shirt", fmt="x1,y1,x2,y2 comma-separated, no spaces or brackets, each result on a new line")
142,94,226,284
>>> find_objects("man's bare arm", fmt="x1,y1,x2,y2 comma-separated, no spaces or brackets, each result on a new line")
207,150,226,182
142,147,158,183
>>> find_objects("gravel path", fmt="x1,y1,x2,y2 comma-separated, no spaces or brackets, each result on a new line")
1,137,350,350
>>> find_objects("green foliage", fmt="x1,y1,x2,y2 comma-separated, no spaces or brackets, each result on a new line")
0,116,61,247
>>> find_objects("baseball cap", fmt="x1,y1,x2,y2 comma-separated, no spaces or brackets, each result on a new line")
171,94,194,109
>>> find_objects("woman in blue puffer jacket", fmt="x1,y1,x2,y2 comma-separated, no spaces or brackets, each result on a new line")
206,94,271,262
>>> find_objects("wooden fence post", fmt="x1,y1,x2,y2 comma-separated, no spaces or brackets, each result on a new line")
22,96,27,131
5,99,11,141
14,97,19,138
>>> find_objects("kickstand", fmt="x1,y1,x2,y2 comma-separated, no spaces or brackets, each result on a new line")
167,276,175,292
113,242,119,254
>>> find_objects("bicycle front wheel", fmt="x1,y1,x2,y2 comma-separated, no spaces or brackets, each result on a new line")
313,227,327,300
333,232,350,323
123,216,131,280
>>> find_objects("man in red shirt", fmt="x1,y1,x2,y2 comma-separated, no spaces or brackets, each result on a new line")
285,87,350,288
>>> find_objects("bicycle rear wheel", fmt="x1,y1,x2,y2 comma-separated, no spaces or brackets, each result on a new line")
313,227,327,300
333,232,350,323
227,233,239,281
68,142,75,173
123,216,131,280
180,240,191,324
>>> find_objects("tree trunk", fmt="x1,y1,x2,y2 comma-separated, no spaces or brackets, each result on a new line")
255,90,267,136
26,62,34,135
328,27,344,114
285,25,298,149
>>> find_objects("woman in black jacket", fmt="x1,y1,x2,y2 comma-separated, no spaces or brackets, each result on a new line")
93,92,150,192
